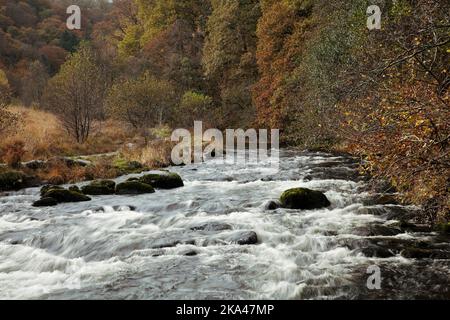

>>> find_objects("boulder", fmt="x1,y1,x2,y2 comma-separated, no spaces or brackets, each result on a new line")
0,171,39,191
139,172,184,189
32,197,58,207
44,189,91,203
230,231,258,245
40,185,64,196
81,180,116,195
115,181,155,195
280,188,331,210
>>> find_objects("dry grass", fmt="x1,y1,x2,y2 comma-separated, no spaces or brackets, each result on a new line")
2,105,136,161
0,105,175,185
120,139,174,169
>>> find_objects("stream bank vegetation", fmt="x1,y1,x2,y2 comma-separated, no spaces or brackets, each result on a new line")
0,0,448,225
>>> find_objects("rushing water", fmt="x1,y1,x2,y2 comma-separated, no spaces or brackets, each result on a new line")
0,150,449,300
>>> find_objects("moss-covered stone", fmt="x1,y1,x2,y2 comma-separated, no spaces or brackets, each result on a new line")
44,189,91,203
113,159,148,174
280,188,331,210
139,172,184,189
81,180,116,195
40,185,64,197
32,197,58,207
115,181,155,195
0,171,35,191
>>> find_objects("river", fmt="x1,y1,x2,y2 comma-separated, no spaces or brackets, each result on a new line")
0,150,449,299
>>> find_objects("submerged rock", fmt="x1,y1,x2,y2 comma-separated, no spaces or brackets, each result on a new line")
190,222,233,232
184,250,198,256
401,248,450,260
230,231,258,245
139,172,184,189
264,200,281,210
32,197,58,207
115,181,155,195
280,188,331,210
81,180,116,195
359,246,395,258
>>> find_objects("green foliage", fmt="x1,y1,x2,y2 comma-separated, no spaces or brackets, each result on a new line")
176,91,214,127
202,0,261,128
43,42,108,143
106,73,176,130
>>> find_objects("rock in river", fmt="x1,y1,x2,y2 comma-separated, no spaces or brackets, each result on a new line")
280,187,331,210
81,180,116,195
43,189,91,203
139,172,184,189
115,181,155,195
32,197,58,207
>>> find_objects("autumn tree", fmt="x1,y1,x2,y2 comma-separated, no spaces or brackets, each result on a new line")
202,0,261,128
42,43,108,143
20,60,49,106
106,73,176,137
0,69,17,136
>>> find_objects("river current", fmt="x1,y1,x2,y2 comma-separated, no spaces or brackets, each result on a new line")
0,150,449,299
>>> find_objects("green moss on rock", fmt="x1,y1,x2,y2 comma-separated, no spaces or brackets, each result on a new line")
280,188,331,210
44,189,91,203
139,172,184,189
0,171,33,191
115,181,155,195
113,159,149,174
81,180,116,195
40,185,64,197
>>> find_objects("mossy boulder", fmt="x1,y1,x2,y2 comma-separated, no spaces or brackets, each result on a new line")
115,181,155,195
40,185,64,197
81,180,116,195
44,189,91,203
280,188,331,210
0,171,39,191
32,197,58,207
139,172,184,189
113,159,148,174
